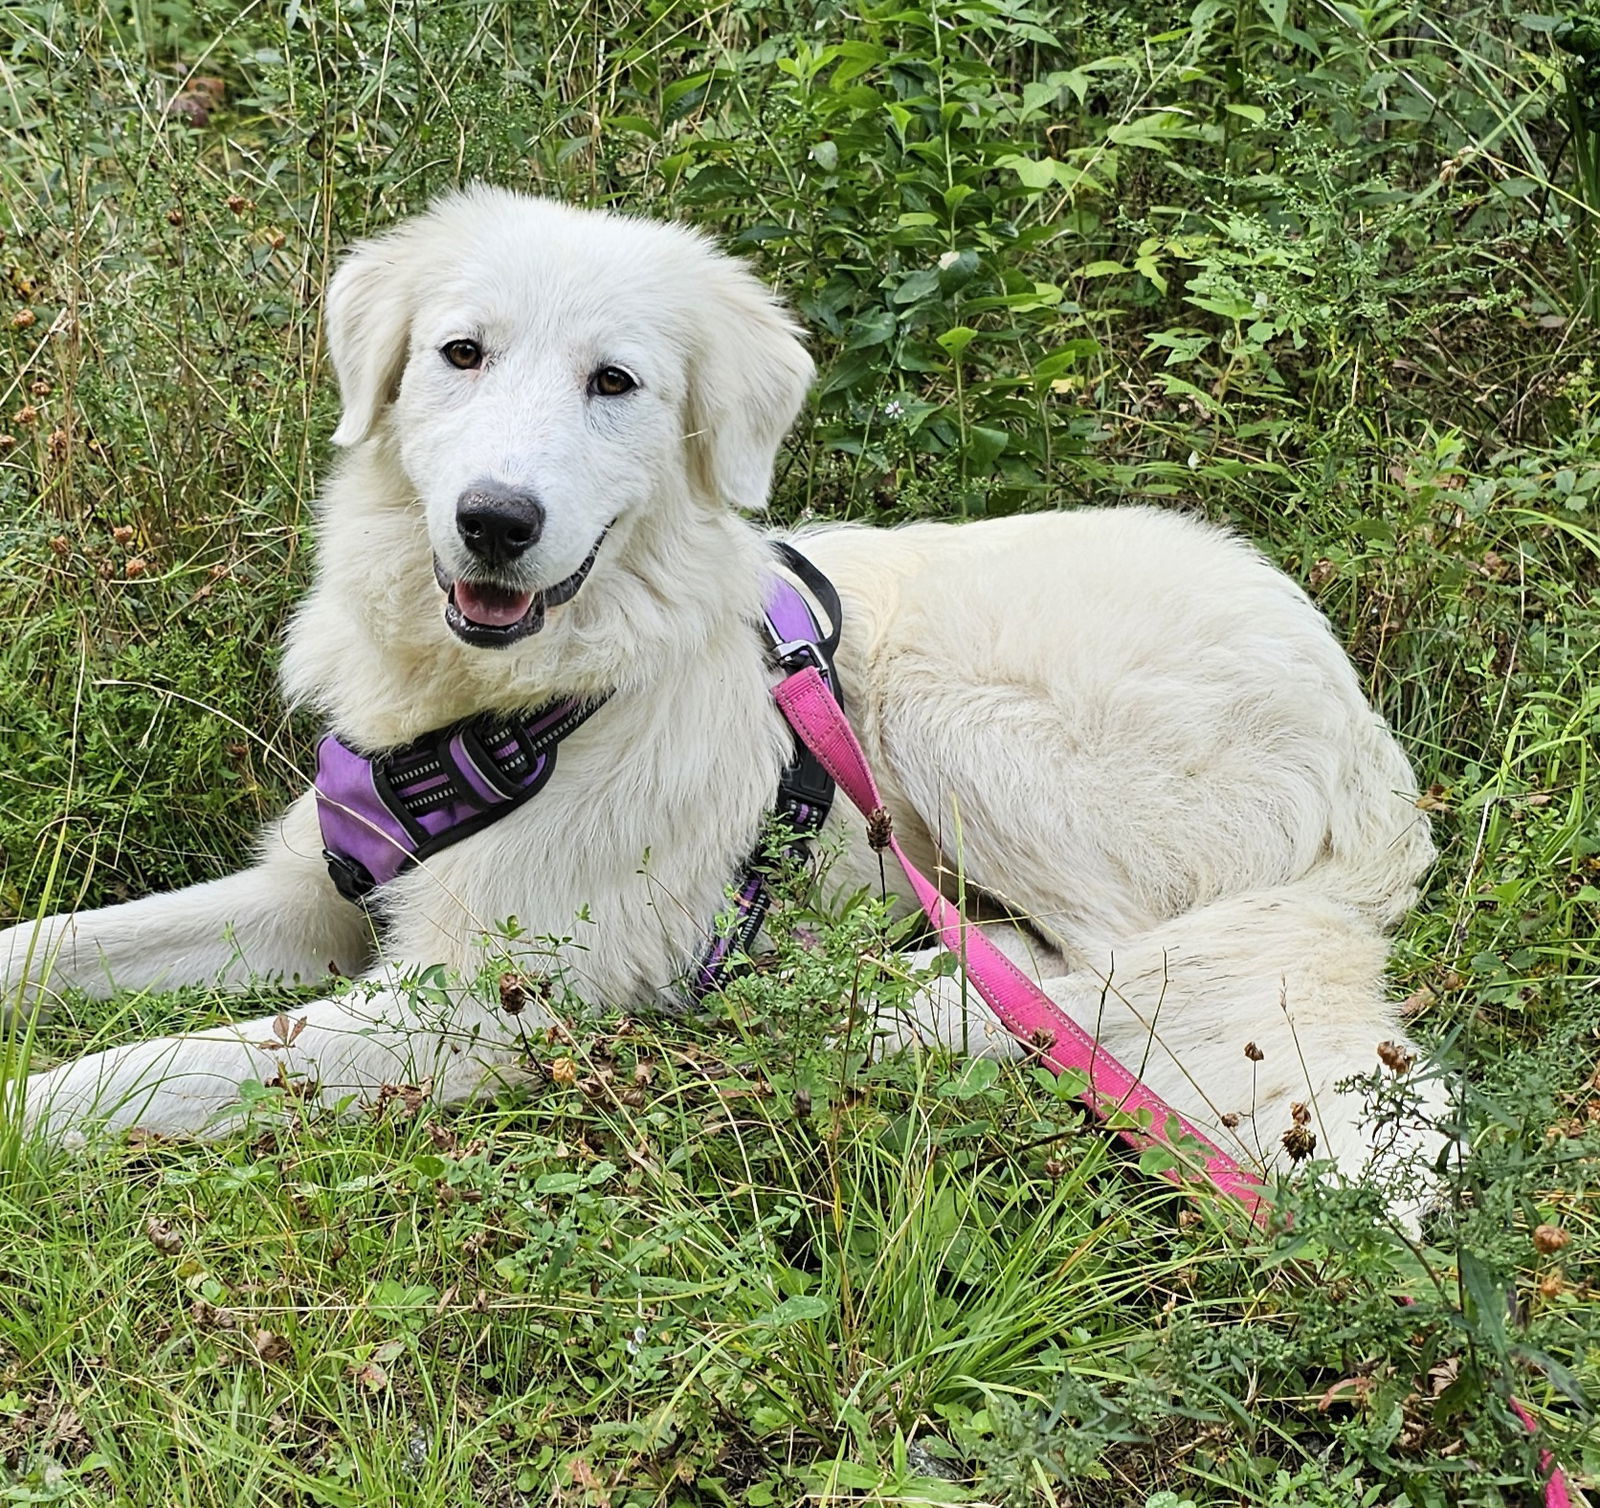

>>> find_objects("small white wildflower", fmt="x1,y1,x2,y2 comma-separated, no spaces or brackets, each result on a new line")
884,400,904,420
1187,450,1200,471
1253,290,1269,312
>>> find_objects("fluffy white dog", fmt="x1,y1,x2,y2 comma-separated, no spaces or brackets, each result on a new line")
4,187,1442,1185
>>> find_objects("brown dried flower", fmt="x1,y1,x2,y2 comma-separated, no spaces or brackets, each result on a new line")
498,971,528,1014
1244,1041,1264,1062
1282,1122,1317,1164
1377,1040,1415,1074
865,806,893,850
1533,1223,1571,1256
144,1216,183,1256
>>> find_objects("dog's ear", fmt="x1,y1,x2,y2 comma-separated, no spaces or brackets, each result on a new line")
325,235,416,448
685,253,814,510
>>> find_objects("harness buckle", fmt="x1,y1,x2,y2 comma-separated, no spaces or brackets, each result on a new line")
323,847,377,904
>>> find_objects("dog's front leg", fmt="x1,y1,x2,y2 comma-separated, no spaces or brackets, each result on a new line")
0,791,374,1012
22,974,519,1142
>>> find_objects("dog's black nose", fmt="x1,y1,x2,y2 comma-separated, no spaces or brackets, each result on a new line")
456,482,545,566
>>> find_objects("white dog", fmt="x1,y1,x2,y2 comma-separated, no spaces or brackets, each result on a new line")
4,186,1442,1186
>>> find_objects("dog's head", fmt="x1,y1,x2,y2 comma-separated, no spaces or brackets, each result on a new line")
323,186,814,648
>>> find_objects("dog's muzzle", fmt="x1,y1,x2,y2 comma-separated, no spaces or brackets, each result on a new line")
435,525,611,649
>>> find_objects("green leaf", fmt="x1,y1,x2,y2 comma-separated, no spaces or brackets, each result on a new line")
534,1172,585,1194
968,425,1008,467
846,307,898,350
995,153,1057,191
753,1294,830,1327
892,268,941,305
937,248,980,292
1459,1249,1508,1352
937,326,979,358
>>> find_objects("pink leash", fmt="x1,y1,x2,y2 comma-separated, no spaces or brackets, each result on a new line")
773,663,1575,1506
774,665,1267,1222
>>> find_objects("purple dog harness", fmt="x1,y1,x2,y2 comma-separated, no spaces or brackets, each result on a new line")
313,541,841,995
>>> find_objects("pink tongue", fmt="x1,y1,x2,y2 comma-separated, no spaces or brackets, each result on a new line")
454,581,534,628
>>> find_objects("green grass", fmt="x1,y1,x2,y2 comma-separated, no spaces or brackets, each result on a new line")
1,0,1599,1502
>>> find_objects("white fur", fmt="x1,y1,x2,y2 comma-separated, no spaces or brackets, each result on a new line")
3,187,1443,1190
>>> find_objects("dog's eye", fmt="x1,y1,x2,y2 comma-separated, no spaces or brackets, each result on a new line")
442,340,483,371
589,365,637,397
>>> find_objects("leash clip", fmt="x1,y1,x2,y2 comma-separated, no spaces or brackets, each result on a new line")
767,637,828,675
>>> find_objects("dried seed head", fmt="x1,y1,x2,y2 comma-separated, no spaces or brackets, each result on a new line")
1043,1158,1067,1180
0,435,16,450
865,806,893,850
1400,985,1437,1019
166,207,185,226
498,971,527,1014
1377,1040,1415,1074
1534,1223,1571,1256
225,193,252,214
111,524,134,546
549,1056,578,1087
1290,1101,1311,1127
190,1298,239,1331
1244,1041,1264,1062
125,557,148,578
1219,1111,1241,1130
10,308,35,329
266,229,287,250
144,1216,183,1256
48,534,69,556
29,379,50,397
425,1119,457,1154
1281,1122,1317,1163
1538,1269,1567,1300
12,403,38,426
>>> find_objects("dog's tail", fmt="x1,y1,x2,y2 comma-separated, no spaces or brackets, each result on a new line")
1305,706,1436,931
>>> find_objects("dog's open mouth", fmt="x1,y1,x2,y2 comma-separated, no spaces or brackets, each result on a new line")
436,528,610,649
